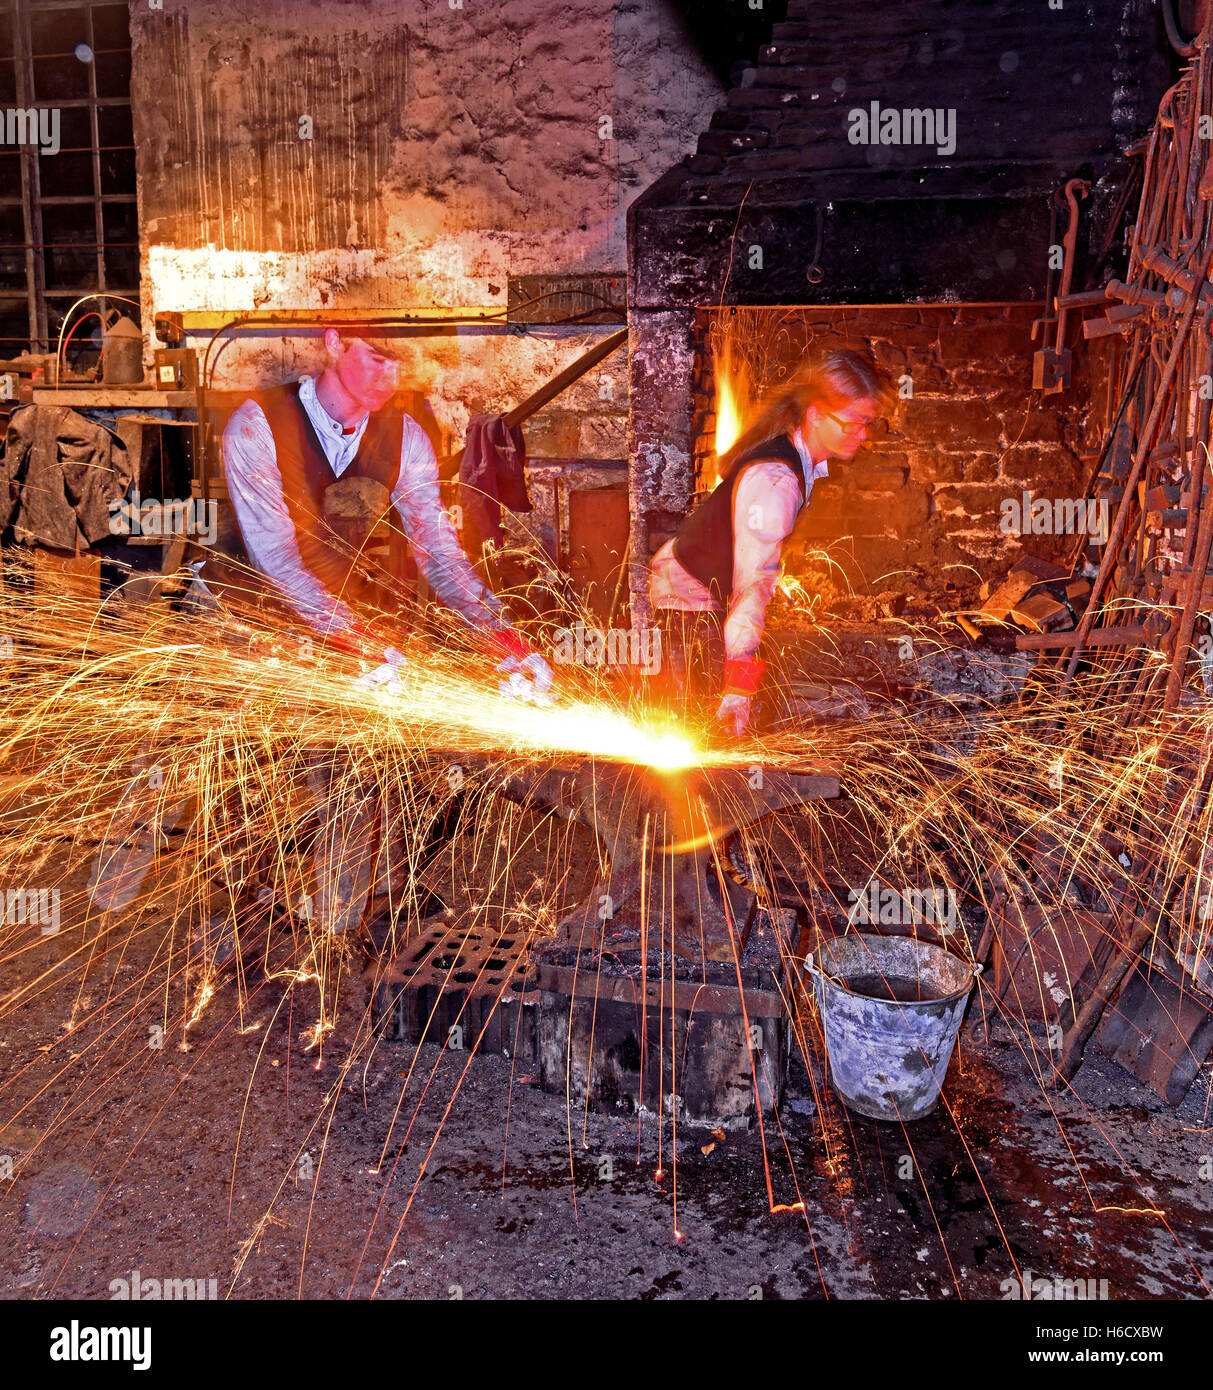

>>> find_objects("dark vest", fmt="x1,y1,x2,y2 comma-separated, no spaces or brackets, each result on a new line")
220,381,416,626
671,434,807,604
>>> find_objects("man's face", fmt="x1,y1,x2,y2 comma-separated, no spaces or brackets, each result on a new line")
805,396,883,460
334,338,401,413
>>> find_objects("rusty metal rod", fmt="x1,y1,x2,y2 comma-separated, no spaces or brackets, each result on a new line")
438,328,627,472
1139,243,1213,305
1015,624,1145,651
1051,179,1091,358
1050,746,1213,1085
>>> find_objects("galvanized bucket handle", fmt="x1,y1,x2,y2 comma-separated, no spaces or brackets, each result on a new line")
803,950,826,1012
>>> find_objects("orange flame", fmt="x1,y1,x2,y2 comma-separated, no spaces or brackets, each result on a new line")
713,342,751,481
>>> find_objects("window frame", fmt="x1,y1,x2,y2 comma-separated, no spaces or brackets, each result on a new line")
0,0,136,356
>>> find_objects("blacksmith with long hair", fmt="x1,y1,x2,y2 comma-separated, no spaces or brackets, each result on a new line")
650,347,894,735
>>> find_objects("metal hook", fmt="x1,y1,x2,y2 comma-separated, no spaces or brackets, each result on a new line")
806,204,825,284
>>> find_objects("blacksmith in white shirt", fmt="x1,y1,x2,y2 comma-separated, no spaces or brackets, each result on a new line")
212,330,549,943
91,331,550,949
219,328,542,677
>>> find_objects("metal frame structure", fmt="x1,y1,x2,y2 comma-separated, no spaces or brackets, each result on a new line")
0,0,136,354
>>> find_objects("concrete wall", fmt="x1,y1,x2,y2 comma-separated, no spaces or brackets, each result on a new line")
129,0,722,450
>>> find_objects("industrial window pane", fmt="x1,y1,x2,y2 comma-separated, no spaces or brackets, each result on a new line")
0,310,31,355
89,3,128,52
6,0,136,353
0,250,24,292
40,202,96,291
38,148,95,197
0,150,20,194
41,199,92,238
54,104,91,151
42,242,95,290
92,45,128,98
32,52,89,100
0,209,23,290
100,198,134,243
102,242,134,286
99,142,131,194
96,102,130,150
30,7,88,52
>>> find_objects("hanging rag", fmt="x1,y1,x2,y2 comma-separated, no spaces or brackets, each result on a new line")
458,413,532,555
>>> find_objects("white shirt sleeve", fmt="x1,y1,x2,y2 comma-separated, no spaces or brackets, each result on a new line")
221,399,359,635
724,461,802,662
391,415,504,633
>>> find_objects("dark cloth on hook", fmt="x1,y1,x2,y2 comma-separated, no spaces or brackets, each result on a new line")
0,404,132,549
458,413,532,554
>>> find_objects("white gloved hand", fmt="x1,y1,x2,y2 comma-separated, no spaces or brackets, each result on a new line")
496,651,556,705
716,692,752,736
354,645,408,696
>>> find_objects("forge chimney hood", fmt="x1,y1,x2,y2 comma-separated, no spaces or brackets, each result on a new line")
630,0,1171,308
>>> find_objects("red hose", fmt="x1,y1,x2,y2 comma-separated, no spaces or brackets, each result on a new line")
60,311,104,375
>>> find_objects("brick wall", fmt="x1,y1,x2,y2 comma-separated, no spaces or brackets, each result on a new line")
625,1,1166,616
691,0,1163,182
630,0,1170,309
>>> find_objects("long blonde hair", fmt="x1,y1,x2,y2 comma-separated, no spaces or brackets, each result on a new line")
719,347,894,474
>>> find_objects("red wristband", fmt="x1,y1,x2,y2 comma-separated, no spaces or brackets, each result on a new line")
483,628,532,663
325,622,383,661
722,656,766,696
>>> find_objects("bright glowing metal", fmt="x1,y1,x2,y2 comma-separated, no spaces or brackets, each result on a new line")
366,671,703,768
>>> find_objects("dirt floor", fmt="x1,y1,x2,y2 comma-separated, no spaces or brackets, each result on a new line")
2,857,1211,1301
0,735,1209,1302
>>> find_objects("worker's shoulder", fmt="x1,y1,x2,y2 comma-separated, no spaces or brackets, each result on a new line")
227,379,299,423
222,396,274,460
735,456,803,492
226,395,271,428
396,409,437,463
397,406,433,437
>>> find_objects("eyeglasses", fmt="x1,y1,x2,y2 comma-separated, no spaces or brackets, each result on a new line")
823,409,888,438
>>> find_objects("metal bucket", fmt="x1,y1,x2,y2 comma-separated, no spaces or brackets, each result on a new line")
804,932,982,1122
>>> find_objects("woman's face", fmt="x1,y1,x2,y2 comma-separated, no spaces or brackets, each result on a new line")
802,396,882,460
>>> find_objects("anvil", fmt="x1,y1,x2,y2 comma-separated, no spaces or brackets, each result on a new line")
499,759,840,962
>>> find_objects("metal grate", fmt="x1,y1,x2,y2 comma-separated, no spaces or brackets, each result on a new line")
369,921,540,1060
0,0,136,358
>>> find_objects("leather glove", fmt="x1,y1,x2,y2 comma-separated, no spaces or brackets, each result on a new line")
325,621,389,662
497,651,556,705
483,629,557,705
354,645,407,696
716,691,752,736
322,622,406,694
722,655,766,697
716,655,765,736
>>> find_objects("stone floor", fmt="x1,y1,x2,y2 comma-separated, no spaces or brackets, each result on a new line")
2,929,1209,1301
